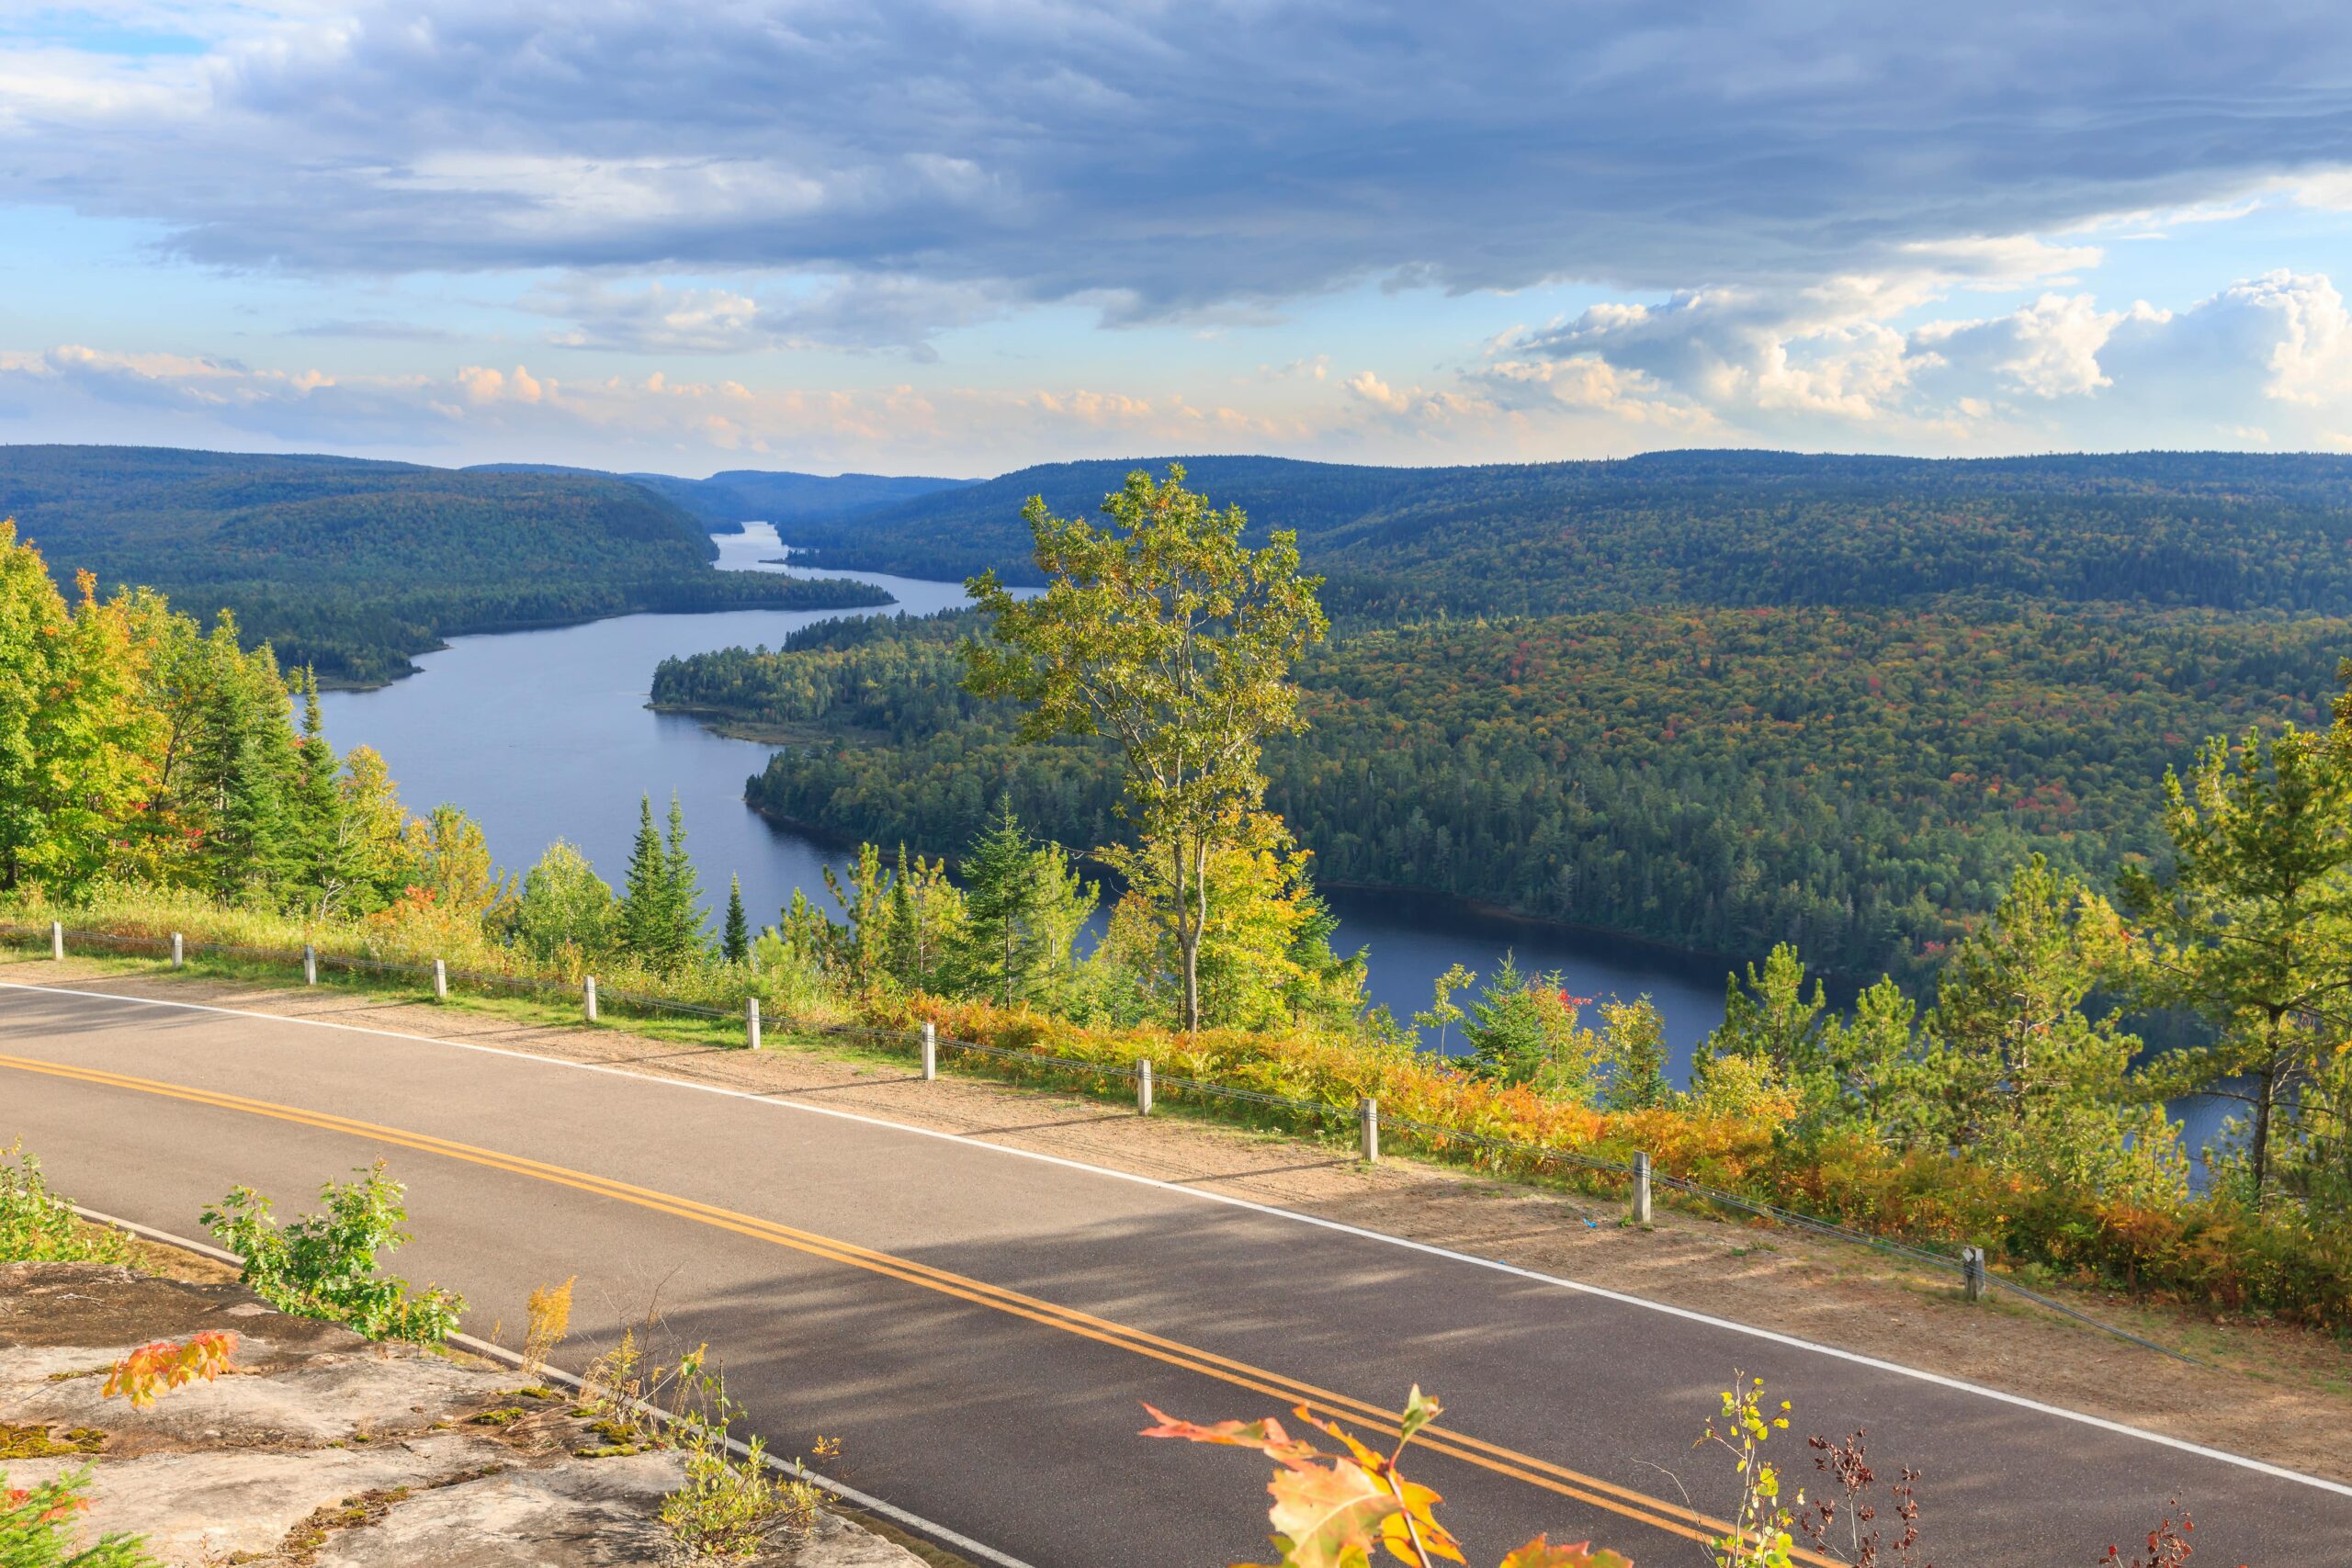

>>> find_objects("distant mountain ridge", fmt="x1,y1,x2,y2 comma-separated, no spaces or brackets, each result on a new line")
466,462,971,531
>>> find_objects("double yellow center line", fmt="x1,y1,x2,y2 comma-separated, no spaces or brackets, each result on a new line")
3,1050,1837,1564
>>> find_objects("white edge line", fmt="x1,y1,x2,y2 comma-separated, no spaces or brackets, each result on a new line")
69,1203,1036,1568
16,976,2350,1503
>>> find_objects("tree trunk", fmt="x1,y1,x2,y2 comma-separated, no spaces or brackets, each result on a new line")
2250,1055,2278,1208
1177,834,1205,1034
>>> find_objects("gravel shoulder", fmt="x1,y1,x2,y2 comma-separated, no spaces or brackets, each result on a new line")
9,953,2350,1487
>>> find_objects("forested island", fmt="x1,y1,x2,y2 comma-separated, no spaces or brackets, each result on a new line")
0,446,897,683
656,451,2352,978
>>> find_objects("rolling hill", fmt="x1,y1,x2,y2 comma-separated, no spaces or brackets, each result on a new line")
0,445,892,684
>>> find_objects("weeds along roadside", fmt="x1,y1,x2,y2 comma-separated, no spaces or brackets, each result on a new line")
9,911,2342,1354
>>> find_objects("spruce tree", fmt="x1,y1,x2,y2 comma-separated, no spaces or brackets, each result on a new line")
956,799,1038,1006
290,669,349,914
187,623,301,903
661,793,706,968
618,795,670,964
722,874,750,964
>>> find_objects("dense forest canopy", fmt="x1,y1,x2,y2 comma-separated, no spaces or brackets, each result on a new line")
0,445,894,682
776,450,2352,618
639,449,2352,976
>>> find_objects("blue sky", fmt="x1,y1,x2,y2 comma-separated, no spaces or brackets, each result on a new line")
4,2,2352,476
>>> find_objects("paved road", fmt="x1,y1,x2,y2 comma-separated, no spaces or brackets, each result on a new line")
3,980,2344,1567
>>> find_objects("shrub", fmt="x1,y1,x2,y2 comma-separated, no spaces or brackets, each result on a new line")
200,1163,464,1345
1,1467,157,1568
0,1145,127,1267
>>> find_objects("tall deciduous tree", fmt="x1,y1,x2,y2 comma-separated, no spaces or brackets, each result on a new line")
333,745,411,913
0,524,156,896
2120,727,2352,1204
401,804,506,917
964,467,1327,1032
514,840,619,963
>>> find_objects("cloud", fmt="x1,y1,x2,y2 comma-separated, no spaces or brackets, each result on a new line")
527,275,1001,358
1485,265,2352,452
9,1,2352,321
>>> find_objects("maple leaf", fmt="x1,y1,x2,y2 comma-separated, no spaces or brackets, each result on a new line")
1268,1459,1401,1568
1141,1404,1325,1469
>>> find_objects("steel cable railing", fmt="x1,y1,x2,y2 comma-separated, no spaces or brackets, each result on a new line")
7,916,2200,1361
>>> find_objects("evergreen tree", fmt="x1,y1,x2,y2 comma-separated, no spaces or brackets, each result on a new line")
1461,951,1604,1096
882,845,966,992
722,874,750,964
288,668,350,914
1694,943,1831,1105
662,793,706,966
1926,856,2180,1198
183,616,301,903
956,801,1040,1006
618,795,672,964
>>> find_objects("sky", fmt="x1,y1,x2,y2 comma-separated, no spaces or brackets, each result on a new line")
5,2,2352,477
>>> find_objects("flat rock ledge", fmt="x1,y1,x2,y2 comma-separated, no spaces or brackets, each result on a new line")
1,1262,926,1568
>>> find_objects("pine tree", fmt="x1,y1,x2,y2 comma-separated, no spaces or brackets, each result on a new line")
722,874,750,964
2120,729,2352,1205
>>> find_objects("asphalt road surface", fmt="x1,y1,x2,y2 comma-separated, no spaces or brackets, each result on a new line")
4,979,2346,1566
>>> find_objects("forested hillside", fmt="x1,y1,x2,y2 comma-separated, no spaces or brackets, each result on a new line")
658,602,2346,976
470,464,972,531
784,450,2352,616
2,445,892,682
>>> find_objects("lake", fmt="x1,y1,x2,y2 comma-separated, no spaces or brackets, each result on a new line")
318,524,1731,1074
320,525,2241,1159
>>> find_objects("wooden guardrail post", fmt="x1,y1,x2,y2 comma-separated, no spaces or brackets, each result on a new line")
1359,1097,1379,1163
746,997,763,1051
1631,1151,1653,1224
50,922,62,960
1137,1059,1153,1116
303,945,318,986
1962,1246,1988,1303
432,959,447,1002
170,933,184,970
583,976,599,1023
921,1021,937,1080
